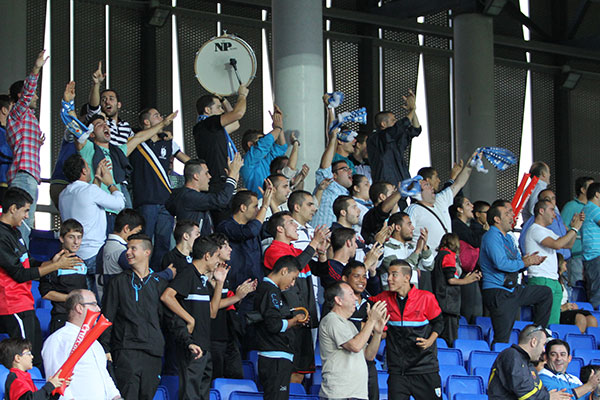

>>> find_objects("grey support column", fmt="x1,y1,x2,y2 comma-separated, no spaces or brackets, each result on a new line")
453,13,497,203
272,0,324,192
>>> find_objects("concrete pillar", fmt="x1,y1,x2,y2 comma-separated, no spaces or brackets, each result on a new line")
272,0,324,192
454,13,497,203
0,0,27,90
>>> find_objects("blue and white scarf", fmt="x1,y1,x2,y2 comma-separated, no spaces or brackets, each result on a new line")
470,146,517,173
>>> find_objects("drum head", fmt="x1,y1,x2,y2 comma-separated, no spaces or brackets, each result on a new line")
195,34,257,97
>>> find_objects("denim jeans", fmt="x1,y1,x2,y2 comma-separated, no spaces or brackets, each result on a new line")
10,171,38,246
137,204,174,269
84,255,99,301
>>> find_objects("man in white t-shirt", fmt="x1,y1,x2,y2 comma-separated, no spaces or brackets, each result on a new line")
524,199,583,325
319,282,387,400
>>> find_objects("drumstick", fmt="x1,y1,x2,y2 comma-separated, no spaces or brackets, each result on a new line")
229,58,243,85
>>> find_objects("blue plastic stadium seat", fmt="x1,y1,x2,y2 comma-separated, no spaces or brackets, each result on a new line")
36,298,52,310
309,385,320,395
439,365,467,387
469,351,499,374
160,375,179,400
575,302,595,311
31,280,41,304
33,378,45,389
550,324,583,340
459,316,468,325
290,383,306,395
289,395,320,400
512,320,534,331
572,287,588,302
454,395,488,400
488,329,519,345
474,317,492,339
437,338,448,348
29,229,61,262
565,333,596,350
29,366,43,379
573,349,600,365
458,325,484,341
377,371,389,389
153,386,168,400
246,351,259,377
567,357,584,378
446,375,485,399
438,348,464,366
242,361,256,382
473,367,491,389
212,379,258,400
35,308,51,339
521,306,533,322
453,339,489,362
311,367,322,386
211,389,222,400
377,339,386,362
229,391,262,400
587,327,600,345
492,342,511,352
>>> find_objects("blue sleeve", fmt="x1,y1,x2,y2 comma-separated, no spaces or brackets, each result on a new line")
519,217,534,254
60,100,88,139
315,167,333,186
156,268,174,281
118,250,130,271
243,134,276,167
561,202,577,229
482,232,525,273
267,143,288,162
539,374,575,395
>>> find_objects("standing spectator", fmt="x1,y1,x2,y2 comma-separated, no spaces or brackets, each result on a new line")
131,107,190,267
260,174,291,220
582,182,600,309
318,282,387,400
479,201,551,344
194,86,247,192
562,177,594,288
350,174,372,233
6,50,48,244
370,260,444,400
524,200,583,325
288,190,317,251
332,195,367,261
38,219,87,333
161,220,200,272
521,161,551,223
471,200,490,239
361,181,401,245
42,289,121,400
0,94,13,202
166,156,242,236
0,187,80,368
59,154,125,297
240,105,287,194
349,132,371,182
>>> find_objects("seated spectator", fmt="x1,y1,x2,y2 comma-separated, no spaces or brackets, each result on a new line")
59,153,125,297
332,195,367,261
350,174,372,232
311,129,353,228
0,94,13,202
539,338,600,398
432,233,481,347
239,105,287,194
318,282,387,400
161,219,200,272
382,212,433,289
0,187,80,369
558,254,598,333
1,337,67,400
161,237,228,400
580,365,600,399
361,181,401,245
166,156,242,236
253,255,305,400
42,289,120,400
349,132,371,182
99,208,145,286
39,219,87,333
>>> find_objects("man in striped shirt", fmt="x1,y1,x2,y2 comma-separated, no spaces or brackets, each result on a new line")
7,50,48,245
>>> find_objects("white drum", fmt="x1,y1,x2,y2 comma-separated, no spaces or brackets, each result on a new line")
194,33,257,97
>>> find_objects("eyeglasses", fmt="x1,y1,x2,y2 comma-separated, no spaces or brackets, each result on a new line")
21,350,32,357
80,301,99,307
333,167,351,173
526,325,546,337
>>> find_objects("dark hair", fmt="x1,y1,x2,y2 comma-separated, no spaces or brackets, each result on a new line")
128,233,153,252
183,159,207,183
487,203,504,227
192,236,219,260
88,114,105,126
369,181,392,205
473,200,490,214
265,174,287,190
288,190,311,214
333,195,354,219
242,129,263,153
332,160,349,173
374,111,393,129
324,281,348,310
63,153,87,183
545,338,570,356
173,220,199,244
580,365,600,384
100,89,120,102
266,211,293,237
538,189,554,201
0,94,11,111
271,255,301,274
270,156,289,175
355,132,368,144
65,289,86,316
490,199,510,208
417,167,437,181
60,219,84,237
208,232,229,248
389,259,412,277
138,107,155,128
196,95,218,115
350,175,367,197
587,182,600,202
529,161,548,178
0,338,32,368
342,260,366,278
438,232,460,253
575,176,594,196
1,187,33,212
9,80,24,104
388,211,409,227
231,190,258,214
114,209,145,234
533,200,552,217
331,227,356,252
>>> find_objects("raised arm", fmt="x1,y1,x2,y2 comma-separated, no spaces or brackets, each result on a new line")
450,151,477,197
220,85,249,128
320,128,338,169
403,89,420,129
88,61,105,108
126,111,178,156
288,132,300,171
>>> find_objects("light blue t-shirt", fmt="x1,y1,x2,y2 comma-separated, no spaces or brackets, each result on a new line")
582,202,600,261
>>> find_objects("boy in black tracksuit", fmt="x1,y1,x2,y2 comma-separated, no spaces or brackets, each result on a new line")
160,237,228,400
254,255,306,400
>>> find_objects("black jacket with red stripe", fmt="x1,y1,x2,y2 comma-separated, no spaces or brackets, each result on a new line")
432,248,462,316
370,285,443,375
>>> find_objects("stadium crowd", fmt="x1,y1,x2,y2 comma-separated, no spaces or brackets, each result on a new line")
0,50,599,400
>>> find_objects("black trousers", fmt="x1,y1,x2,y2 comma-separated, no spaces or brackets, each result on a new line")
211,340,243,379
460,280,483,324
0,310,42,369
367,360,379,400
177,348,212,400
388,372,442,400
258,356,293,400
482,285,552,344
292,326,315,374
113,349,162,400
439,313,459,348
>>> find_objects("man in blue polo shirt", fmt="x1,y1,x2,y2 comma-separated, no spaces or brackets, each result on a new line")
582,182,600,308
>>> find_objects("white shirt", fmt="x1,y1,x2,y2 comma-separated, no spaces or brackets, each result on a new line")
524,223,559,280
59,181,125,260
405,187,454,259
42,322,121,400
522,180,548,223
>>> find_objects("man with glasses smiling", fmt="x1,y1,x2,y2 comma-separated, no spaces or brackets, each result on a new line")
42,289,122,400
